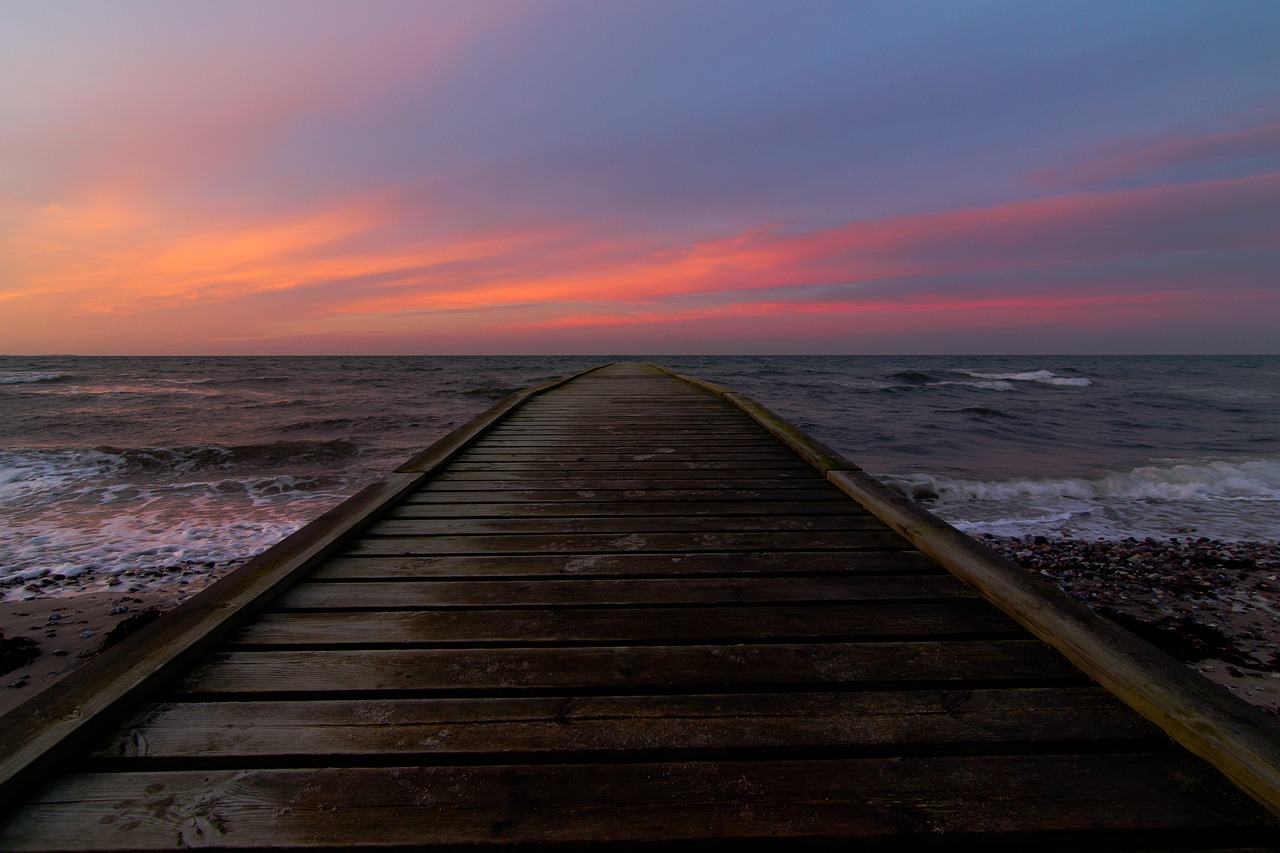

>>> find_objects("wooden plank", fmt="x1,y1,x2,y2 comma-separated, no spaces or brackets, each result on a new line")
387,499,871,518
483,425,770,435
270,575,978,610
233,602,1023,646
6,359,1277,849
411,477,840,490
507,404,739,410
393,363,615,473
367,514,887,535
449,458,805,469
652,367,857,473
0,363,615,806
493,423,755,430
498,415,756,424
483,428,763,437
455,445,790,457
824,465,1280,819
405,486,846,502
0,472,426,804
668,366,1280,818
341,530,914,555
465,438,787,448
92,687,1156,760
174,641,1084,695
5,754,1272,850
309,550,941,580
442,459,813,472
429,468,820,482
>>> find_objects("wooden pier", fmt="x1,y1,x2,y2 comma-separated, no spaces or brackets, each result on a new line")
1,362,1278,849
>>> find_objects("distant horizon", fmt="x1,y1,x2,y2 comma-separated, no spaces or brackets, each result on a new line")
6,351,1278,359
3,2,1277,354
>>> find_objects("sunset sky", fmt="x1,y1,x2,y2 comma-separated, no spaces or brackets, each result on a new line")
2,1,1278,354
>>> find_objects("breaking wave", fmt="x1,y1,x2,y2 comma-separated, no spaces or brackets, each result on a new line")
0,371,67,385
963,369,1092,387
881,457,1280,541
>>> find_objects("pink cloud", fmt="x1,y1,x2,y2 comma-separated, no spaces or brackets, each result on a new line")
3,160,1276,353
504,290,1171,333
312,170,1278,324
1031,118,1280,188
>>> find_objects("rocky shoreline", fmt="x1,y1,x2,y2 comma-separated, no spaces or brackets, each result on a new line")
982,534,1280,714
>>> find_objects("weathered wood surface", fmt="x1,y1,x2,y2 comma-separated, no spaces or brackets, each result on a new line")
269,576,977,609
232,601,1024,645
369,513,884,532
663,363,1280,820
173,640,1084,695
309,549,940,579
389,498,868,516
0,361,1276,850
90,687,1158,760
0,363,613,810
10,755,1271,851
344,530,915,554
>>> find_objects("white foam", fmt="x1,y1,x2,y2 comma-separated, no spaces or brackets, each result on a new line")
0,487,345,582
888,380,1016,392
33,382,224,397
939,458,1280,503
881,457,1280,541
964,369,1092,387
0,371,65,385
0,449,126,506
0,445,374,583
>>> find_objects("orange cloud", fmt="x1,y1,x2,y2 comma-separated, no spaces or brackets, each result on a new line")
505,290,1171,332
3,164,1275,353
320,171,1280,322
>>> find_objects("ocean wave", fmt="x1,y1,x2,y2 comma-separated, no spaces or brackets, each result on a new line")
461,384,524,398
87,474,343,505
882,379,1015,392
887,370,937,384
107,439,364,471
0,371,67,385
0,440,366,504
960,406,1011,419
0,470,367,581
964,369,1092,387
201,374,297,385
0,451,110,504
33,382,225,397
275,417,359,432
880,457,1280,541
883,458,1280,504
0,512,308,582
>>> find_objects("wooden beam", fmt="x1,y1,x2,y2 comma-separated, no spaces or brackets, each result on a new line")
659,363,1280,818
0,362,615,805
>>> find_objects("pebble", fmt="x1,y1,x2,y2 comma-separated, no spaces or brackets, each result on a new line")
1,561,236,598
985,534,1280,712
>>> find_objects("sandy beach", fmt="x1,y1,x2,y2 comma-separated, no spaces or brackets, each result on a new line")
2,535,1277,719
0,566,231,716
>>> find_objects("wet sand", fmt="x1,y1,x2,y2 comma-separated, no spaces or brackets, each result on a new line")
0,566,233,716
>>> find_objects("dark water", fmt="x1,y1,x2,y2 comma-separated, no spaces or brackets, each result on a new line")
2,355,1277,586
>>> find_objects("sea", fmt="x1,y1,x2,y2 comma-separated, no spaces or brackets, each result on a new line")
1,355,1278,589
